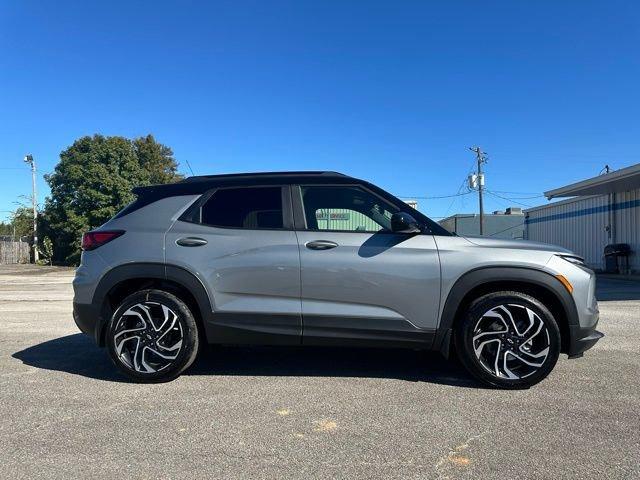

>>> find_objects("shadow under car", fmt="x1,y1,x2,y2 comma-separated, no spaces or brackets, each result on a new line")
12,333,482,388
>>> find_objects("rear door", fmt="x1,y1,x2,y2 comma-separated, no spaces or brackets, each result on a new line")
293,184,441,346
165,185,301,345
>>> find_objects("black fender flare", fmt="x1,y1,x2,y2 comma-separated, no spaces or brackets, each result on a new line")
434,266,579,356
92,263,212,345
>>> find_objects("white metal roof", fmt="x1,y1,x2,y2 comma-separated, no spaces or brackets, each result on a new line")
544,163,640,199
524,195,602,214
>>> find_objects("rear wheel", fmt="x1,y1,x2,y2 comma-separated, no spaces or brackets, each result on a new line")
106,289,199,382
455,291,561,389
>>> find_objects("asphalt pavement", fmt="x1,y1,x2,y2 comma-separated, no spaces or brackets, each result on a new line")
0,264,638,479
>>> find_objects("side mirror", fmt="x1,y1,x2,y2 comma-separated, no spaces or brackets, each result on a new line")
391,212,421,234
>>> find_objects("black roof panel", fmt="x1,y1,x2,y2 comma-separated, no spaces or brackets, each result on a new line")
180,170,346,183
132,171,354,197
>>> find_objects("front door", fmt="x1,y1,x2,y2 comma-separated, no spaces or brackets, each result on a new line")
293,184,441,346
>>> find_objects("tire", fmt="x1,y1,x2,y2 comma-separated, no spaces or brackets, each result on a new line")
454,291,561,389
106,289,200,383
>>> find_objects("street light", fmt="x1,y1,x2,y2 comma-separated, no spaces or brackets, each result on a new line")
23,154,38,263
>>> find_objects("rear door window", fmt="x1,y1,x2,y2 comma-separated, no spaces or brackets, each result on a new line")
200,187,284,229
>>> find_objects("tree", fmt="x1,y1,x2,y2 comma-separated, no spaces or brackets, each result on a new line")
44,134,183,264
134,134,182,184
0,205,34,239
41,237,54,265
11,206,34,239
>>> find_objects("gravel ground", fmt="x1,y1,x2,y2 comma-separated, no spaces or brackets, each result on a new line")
0,264,638,479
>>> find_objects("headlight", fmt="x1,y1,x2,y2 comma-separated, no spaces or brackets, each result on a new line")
557,255,586,267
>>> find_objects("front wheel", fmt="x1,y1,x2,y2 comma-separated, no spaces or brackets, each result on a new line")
455,291,561,389
106,289,199,382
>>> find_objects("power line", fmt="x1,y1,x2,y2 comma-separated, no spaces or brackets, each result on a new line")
491,194,545,200
443,158,477,218
490,190,544,196
485,190,535,208
443,178,471,218
398,191,474,200
488,222,525,237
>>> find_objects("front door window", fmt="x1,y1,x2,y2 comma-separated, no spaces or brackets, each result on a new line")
300,185,399,232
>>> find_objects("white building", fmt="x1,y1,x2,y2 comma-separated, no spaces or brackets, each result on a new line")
524,163,640,273
404,200,419,210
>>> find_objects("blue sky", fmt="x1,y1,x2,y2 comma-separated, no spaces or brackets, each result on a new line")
1,1,639,222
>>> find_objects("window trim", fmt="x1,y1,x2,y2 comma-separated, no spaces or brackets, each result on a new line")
178,184,294,231
292,183,403,234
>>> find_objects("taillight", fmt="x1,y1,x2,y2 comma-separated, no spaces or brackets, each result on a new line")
81,230,125,251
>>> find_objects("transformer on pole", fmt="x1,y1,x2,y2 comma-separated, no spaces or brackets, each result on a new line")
469,147,487,236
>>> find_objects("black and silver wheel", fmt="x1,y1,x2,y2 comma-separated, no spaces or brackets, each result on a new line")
106,289,199,382
455,291,560,389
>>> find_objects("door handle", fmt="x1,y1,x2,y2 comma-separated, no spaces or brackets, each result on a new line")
305,240,338,250
176,237,208,247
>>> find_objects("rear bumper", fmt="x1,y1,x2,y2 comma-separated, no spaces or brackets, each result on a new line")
73,302,102,345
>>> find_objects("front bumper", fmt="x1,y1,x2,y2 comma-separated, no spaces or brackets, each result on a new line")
548,257,603,358
566,278,603,357
567,325,604,358
566,288,603,358
73,302,102,345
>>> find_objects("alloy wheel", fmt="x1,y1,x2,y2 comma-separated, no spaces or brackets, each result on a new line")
472,304,550,380
112,301,184,373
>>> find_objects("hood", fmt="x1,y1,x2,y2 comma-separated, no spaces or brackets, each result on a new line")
461,236,574,255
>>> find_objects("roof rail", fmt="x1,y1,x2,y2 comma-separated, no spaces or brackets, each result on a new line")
180,171,346,183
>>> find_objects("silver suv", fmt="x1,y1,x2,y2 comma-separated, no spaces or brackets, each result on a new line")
73,171,602,388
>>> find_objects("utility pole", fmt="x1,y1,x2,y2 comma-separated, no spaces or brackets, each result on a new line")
469,147,487,235
24,154,39,263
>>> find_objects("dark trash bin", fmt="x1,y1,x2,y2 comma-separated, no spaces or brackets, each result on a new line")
604,243,631,274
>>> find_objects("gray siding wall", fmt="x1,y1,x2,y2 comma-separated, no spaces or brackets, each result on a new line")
525,189,640,272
